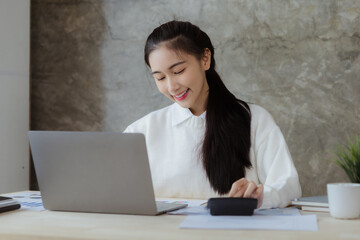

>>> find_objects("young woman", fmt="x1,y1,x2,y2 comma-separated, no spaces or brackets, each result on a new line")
124,20,301,209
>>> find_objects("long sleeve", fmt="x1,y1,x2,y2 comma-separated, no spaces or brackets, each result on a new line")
250,105,302,209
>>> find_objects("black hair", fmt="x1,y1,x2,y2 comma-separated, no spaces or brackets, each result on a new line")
144,20,252,194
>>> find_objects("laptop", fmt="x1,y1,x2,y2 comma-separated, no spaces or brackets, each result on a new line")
28,131,187,215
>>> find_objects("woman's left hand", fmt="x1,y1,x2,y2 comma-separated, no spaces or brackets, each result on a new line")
229,178,264,208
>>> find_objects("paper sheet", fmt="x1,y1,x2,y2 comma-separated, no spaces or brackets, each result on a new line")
170,204,301,216
156,198,207,208
3,192,45,211
254,207,301,216
172,204,317,231
180,214,318,231
169,205,209,215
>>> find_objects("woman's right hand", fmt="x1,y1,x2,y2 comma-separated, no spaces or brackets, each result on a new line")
228,178,264,208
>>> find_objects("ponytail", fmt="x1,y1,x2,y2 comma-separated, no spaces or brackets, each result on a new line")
203,67,251,194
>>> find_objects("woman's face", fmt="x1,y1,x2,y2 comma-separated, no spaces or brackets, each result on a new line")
148,45,211,116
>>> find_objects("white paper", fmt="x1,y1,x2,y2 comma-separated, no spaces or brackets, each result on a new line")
170,205,209,215
171,205,301,216
180,214,318,231
254,207,301,216
3,192,45,211
156,198,207,208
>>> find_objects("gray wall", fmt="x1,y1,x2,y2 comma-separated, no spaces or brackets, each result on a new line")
31,0,360,196
0,0,30,193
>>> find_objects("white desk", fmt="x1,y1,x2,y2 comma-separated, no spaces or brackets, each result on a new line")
0,195,360,240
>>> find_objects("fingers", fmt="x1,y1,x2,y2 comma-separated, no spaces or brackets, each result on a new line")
229,178,258,198
252,184,264,208
252,184,264,199
229,179,264,208
243,182,257,198
229,178,248,197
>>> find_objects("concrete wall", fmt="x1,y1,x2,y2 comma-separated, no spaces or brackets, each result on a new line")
0,0,30,193
30,0,360,196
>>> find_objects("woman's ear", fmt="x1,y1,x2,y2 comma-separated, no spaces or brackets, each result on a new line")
202,48,211,71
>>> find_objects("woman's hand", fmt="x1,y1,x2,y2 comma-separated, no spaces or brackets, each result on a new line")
229,178,264,208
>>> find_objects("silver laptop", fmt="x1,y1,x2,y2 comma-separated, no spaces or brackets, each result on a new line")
28,131,187,215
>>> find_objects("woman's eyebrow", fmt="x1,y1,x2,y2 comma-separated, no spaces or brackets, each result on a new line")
168,61,185,70
151,61,186,75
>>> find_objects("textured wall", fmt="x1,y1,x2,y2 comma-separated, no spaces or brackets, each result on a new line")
31,0,360,196
0,0,30,193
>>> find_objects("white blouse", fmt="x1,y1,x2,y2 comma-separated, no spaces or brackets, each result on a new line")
124,103,301,208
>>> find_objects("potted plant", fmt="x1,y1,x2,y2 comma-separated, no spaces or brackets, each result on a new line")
334,135,360,183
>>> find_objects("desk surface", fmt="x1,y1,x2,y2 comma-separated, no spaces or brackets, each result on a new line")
1,195,360,240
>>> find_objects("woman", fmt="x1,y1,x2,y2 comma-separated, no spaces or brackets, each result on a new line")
124,20,301,209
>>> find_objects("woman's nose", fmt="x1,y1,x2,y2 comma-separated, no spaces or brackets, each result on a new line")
167,78,179,93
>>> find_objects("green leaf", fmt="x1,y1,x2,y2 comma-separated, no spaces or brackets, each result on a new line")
333,135,360,183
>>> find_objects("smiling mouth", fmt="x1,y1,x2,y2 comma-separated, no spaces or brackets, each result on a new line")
174,88,190,101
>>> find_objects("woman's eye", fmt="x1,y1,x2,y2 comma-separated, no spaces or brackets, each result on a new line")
157,76,165,81
174,69,185,75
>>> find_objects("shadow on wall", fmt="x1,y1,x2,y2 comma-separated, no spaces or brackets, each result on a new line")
30,1,107,190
